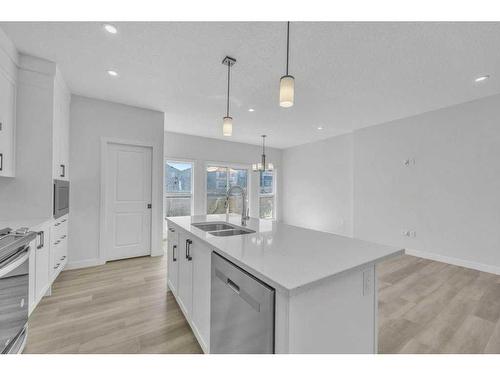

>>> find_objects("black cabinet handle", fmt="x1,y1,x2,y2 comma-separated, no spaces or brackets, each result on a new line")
60,164,65,177
172,245,177,262
185,239,193,261
37,231,44,249
0,153,3,171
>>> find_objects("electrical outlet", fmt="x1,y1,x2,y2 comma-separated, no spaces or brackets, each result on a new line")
402,230,416,237
403,158,416,167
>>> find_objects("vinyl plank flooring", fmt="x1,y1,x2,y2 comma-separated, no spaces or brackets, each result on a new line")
26,251,500,354
378,254,500,354
25,253,202,354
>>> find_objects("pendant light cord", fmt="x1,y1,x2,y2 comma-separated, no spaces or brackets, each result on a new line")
286,21,290,75
226,62,231,117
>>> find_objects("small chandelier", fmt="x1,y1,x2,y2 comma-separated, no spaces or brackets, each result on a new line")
222,56,236,136
253,135,274,172
279,21,294,108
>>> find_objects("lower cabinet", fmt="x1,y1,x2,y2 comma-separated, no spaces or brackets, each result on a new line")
34,222,51,303
191,237,212,350
50,216,68,282
28,215,69,315
166,227,179,296
168,224,212,353
177,231,193,318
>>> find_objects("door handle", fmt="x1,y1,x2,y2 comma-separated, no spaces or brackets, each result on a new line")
0,153,3,171
60,164,65,178
37,231,44,249
185,239,193,261
172,245,177,262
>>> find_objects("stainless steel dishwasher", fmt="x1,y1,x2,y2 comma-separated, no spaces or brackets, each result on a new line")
210,252,275,353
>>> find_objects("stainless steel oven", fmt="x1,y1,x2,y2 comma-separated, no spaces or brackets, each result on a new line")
0,229,36,354
54,179,69,219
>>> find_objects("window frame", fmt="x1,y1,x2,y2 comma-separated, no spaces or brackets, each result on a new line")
164,158,195,217
204,161,252,216
258,169,276,220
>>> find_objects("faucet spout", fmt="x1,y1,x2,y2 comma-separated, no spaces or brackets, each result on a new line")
226,185,250,226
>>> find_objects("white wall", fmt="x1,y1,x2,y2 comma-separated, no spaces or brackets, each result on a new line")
281,134,353,236
69,96,164,269
164,131,282,220
354,94,500,273
281,93,500,274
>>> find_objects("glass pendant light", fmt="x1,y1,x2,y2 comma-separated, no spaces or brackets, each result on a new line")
222,56,236,136
280,22,294,108
253,135,274,172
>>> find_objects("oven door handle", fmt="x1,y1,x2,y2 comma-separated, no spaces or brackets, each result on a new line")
0,248,29,278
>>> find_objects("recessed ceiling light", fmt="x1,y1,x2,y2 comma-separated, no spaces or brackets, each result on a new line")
475,75,490,83
107,70,118,77
317,126,324,130
248,108,255,112
104,24,118,34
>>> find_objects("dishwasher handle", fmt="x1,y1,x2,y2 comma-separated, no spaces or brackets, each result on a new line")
215,268,260,312
226,278,240,294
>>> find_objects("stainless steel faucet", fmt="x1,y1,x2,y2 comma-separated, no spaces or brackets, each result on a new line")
225,185,250,226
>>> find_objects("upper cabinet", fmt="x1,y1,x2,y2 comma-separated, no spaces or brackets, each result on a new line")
0,29,18,178
52,70,70,181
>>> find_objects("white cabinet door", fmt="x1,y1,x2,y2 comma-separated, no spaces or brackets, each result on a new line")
28,237,36,313
191,238,212,351
52,76,70,180
0,70,16,177
177,230,193,318
34,223,50,303
167,226,179,296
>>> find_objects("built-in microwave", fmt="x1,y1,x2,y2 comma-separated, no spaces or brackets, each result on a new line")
53,179,69,219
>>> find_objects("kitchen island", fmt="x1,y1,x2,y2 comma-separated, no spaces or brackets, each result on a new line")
165,214,403,354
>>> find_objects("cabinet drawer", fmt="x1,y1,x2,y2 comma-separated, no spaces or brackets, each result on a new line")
167,226,178,246
50,237,67,277
51,217,68,239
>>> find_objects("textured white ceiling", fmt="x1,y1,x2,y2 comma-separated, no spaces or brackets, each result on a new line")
2,22,500,148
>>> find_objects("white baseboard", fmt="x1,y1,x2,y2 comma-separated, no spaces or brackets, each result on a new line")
405,248,500,276
65,258,105,270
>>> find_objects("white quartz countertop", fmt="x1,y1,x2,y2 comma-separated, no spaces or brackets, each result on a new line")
166,214,403,293
0,217,53,232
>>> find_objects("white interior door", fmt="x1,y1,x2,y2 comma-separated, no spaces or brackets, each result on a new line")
106,143,152,261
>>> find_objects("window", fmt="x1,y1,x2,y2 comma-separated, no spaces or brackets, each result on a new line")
259,170,275,219
165,161,193,217
207,166,248,215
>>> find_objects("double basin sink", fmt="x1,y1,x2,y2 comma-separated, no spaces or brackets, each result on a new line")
191,221,255,237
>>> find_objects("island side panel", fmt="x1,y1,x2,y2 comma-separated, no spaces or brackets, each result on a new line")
287,264,376,354
274,289,290,353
